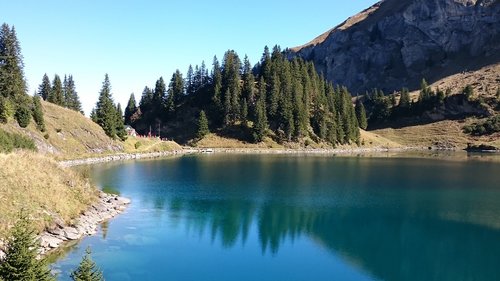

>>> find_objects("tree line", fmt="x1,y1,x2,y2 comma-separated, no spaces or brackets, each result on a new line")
36,73,83,113
361,79,498,129
0,23,46,132
125,46,363,145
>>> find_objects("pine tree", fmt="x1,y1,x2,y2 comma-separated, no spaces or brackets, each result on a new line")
70,247,104,281
0,24,27,101
95,74,118,138
37,74,51,100
0,96,12,123
115,103,127,141
153,77,166,118
0,213,55,281
32,95,45,131
64,75,82,112
166,70,184,115
399,88,411,111
124,93,137,125
90,108,97,123
253,98,268,143
355,99,368,130
48,75,64,106
15,103,31,128
197,110,209,139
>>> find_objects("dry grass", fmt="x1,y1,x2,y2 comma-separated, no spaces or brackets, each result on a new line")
372,119,500,149
0,152,98,237
123,136,182,153
195,133,283,149
358,129,402,148
0,101,123,159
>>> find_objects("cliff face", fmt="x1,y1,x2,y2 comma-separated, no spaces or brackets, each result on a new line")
290,0,500,94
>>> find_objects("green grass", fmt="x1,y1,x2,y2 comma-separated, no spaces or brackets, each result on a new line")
0,129,36,153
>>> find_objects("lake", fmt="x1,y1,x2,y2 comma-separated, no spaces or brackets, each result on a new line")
52,153,500,281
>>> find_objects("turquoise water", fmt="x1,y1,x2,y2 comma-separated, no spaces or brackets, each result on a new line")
53,154,500,281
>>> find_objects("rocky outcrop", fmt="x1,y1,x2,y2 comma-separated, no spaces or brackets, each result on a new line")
290,0,500,94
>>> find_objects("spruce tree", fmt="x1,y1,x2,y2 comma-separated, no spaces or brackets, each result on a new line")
0,24,27,101
0,213,55,281
94,74,118,138
64,75,82,112
355,99,368,130
0,96,11,123
253,99,268,143
37,74,51,100
48,75,64,106
124,93,137,125
115,103,127,141
15,103,31,128
32,95,45,131
399,88,411,113
197,110,209,139
70,247,104,281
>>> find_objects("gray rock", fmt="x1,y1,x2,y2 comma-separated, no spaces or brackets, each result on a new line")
290,0,500,93
63,227,81,240
40,234,63,248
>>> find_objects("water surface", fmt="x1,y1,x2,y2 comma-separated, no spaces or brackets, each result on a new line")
53,154,500,281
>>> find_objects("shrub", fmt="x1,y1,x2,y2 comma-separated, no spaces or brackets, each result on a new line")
0,129,37,153
134,141,142,149
463,115,500,136
15,105,31,128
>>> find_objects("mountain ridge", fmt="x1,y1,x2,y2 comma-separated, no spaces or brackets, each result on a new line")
290,0,500,94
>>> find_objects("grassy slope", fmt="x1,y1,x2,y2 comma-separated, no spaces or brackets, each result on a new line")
0,101,122,159
0,102,183,240
371,64,500,149
0,152,98,237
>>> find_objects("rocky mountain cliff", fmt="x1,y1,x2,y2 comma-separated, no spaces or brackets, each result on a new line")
290,0,500,94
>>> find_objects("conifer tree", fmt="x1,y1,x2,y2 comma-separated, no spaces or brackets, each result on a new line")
90,108,97,123
399,88,411,111
15,103,31,128
197,110,209,139
124,93,137,125
211,56,222,112
95,74,118,138
115,103,127,141
166,70,184,115
70,247,104,281
64,75,82,112
0,24,27,101
0,213,55,281
48,75,64,106
355,99,368,130
37,74,51,100
32,95,45,131
0,96,12,123
253,99,268,143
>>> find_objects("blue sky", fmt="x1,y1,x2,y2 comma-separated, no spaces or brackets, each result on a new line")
3,0,378,115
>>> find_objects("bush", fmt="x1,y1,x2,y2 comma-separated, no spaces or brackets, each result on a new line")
32,96,46,132
134,141,142,149
15,105,31,128
463,115,500,136
0,129,37,153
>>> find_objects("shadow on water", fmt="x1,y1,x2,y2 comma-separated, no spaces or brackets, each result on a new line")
83,153,500,281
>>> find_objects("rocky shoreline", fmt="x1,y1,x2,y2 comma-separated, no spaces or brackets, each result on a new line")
59,149,197,167
37,192,131,256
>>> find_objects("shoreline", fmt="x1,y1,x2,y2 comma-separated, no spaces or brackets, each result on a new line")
59,149,198,167
38,191,130,257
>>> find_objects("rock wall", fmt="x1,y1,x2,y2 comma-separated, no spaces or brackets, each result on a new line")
290,0,500,94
